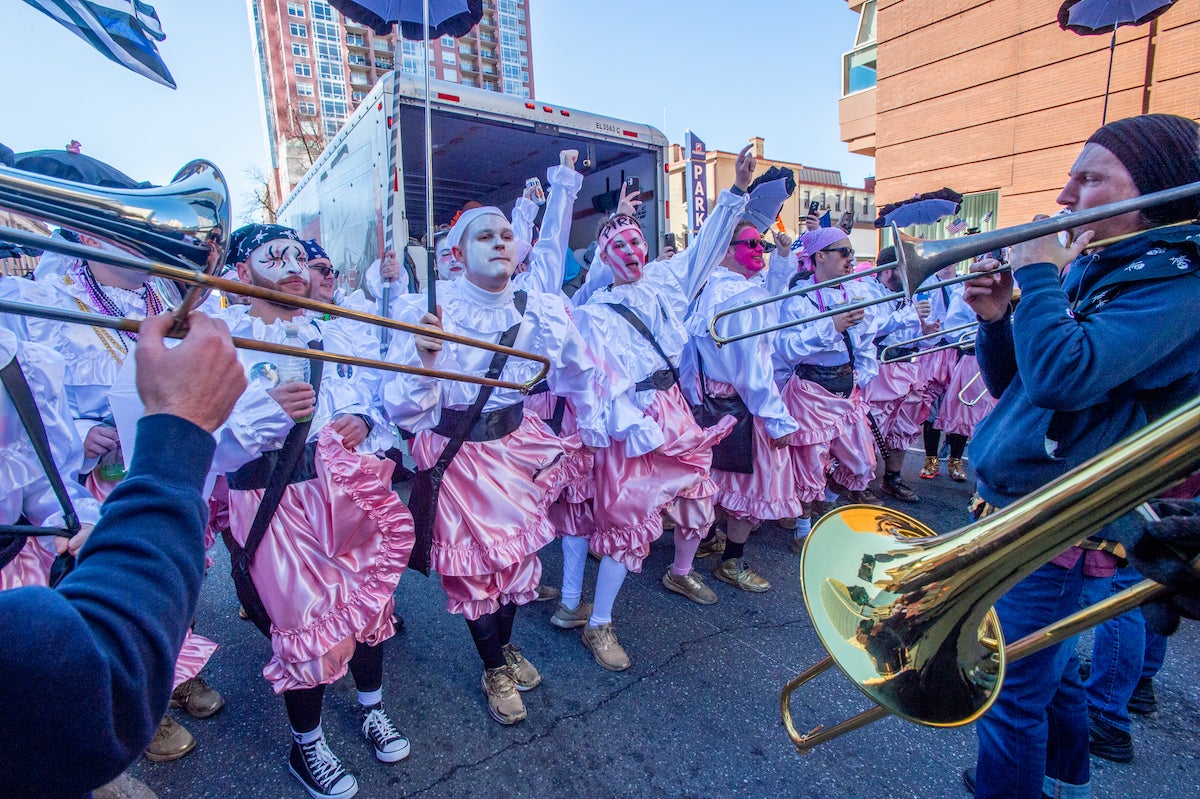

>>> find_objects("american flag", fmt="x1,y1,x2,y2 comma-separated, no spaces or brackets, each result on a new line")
946,217,967,235
21,0,175,88
982,210,994,224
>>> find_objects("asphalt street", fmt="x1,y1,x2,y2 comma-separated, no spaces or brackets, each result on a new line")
130,454,1200,798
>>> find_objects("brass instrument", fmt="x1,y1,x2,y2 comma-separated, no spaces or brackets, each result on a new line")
957,371,988,406
711,180,1200,346
781,394,1200,754
879,322,978,365
0,164,549,392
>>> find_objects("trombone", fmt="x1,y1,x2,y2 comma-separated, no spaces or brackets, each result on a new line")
781,393,1200,754
711,180,1200,346
0,163,549,392
878,322,977,365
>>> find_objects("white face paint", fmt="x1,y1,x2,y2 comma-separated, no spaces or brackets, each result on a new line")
454,213,516,291
247,239,310,294
435,238,462,280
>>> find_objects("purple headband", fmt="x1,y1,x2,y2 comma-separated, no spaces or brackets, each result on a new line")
795,228,851,269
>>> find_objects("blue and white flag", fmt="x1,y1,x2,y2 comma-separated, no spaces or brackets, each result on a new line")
21,0,175,88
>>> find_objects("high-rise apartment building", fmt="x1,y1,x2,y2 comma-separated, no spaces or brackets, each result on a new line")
249,0,534,207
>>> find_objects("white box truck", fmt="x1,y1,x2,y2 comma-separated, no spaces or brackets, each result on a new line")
277,73,669,294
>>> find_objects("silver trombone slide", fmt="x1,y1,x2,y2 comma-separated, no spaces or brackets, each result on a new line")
879,322,978,364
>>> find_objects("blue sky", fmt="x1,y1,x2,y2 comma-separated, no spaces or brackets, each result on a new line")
1,0,873,222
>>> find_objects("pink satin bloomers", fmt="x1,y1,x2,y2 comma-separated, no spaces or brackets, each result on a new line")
862,361,932,452
937,354,996,437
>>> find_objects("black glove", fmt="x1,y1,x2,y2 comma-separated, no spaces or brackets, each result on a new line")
1112,499,1200,635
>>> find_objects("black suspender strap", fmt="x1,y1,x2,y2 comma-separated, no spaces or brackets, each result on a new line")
603,301,680,387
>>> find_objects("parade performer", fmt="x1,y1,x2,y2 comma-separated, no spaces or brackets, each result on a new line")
962,114,1200,799
381,206,610,726
216,224,414,799
684,157,803,592
773,227,881,552
549,149,753,668
860,245,937,503
0,238,222,763
915,272,965,480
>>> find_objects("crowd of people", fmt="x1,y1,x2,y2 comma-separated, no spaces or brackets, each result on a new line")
1,114,1199,799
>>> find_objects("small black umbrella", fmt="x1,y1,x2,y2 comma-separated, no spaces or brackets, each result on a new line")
13,149,142,189
329,0,485,318
1057,0,1180,123
874,188,964,229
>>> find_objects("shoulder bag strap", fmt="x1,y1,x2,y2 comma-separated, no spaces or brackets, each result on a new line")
241,340,325,564
0,356,80,538
604,301,679,386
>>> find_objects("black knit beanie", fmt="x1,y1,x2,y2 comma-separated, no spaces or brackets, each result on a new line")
1086,114,1200,226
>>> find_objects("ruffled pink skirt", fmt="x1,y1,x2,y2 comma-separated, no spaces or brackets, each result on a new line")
589,385,733,572
918,347,958,403
411,409,589,619
228,428,414,692
706,381,804,524
862,361,931,451
782,378,877,500
0,539,53,590
938,354,996,437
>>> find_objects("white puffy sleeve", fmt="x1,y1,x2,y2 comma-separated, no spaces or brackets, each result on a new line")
380,294,444,433
534,296,611,449
766,248,798,297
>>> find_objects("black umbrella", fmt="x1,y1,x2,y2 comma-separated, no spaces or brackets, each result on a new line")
13,149,142,189
330,0,485,317
1057,0,1180,123
874,188,964,229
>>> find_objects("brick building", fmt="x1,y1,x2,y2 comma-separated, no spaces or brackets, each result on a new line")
840,0,1200,235
249,0,534,207
666,138,878,262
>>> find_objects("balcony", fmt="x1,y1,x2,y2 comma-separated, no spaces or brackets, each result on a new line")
479,48,496,60
345,34,365,48
374,59,393,69
460,60,475,72
350,72,370,86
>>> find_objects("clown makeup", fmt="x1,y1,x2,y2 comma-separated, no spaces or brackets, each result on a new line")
435,237,462,280
729,230,767,274
247,240,310,290
603,226,648,284
454,213,516,291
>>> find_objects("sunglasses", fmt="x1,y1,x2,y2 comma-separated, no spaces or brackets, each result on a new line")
819,246,855,259
733,238,776,252
311,265,340,278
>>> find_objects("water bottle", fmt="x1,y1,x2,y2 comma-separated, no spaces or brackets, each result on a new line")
276,324,313,423
96,415,125,482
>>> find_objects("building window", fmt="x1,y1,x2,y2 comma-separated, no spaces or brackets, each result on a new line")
346,33,364,47
441,50,456,64
298,101,316,116
375,57,393,69
292,42,309,57
310,1,333,21
289,22,307,38
287,2,305,17
313,21,339,40
443,67,457,82
295,62,312,77
441,35,454,47
351,90,367,103
297,81,314,96
842,0,877,95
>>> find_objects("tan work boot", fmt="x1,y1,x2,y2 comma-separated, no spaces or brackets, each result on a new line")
481,666,526,725
533,583,560,602
550,600,592,630
948,457,968,482
170,676,225,719
94,772,158,799
695,528,726,559
144,716,195,762
919,455,940,479
582,623,631,671
501,642,541,691
712,557,771,592
662,569,718,605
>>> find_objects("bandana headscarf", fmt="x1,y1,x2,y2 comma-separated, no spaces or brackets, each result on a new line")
302,239,329,262
795,228,852,271
226,224,304,266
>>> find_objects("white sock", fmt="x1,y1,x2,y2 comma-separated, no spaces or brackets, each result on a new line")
589,555,627,627
292,724,322,745
357,688,382,708
795,517,812,539
560,535,589,610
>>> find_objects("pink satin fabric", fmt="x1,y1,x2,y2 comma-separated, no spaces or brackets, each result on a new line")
227,428,414,693
411,409,589,617
780,375,869,446
85,471,118,502
937,354,996,436
862,361,932,451
918,347,958,404
782,377,877,501
664,496,715,543
440,554,542,621
589,385,732,572
706,380,804,524
0,539,53,590
171,630,219,690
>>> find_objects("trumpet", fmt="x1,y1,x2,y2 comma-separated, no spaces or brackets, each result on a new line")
879,322,978,365
711,180,1200,346
0,163,549,392
781,393,1200,754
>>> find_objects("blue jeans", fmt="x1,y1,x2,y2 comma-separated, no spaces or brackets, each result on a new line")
974,561,1095,799
1082,564,1146,731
